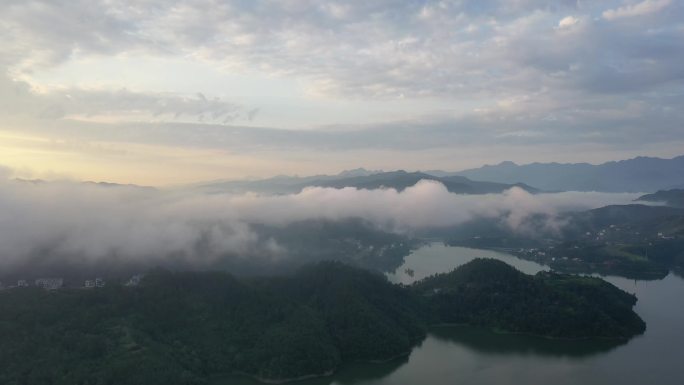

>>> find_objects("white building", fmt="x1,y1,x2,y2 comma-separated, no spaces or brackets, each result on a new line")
17,280,29,287
35,278,64,290
84,278,106,288
125,274,144,287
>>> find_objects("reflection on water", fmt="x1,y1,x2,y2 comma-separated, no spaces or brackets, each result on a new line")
428,325,627,358
220,243,684,385
212,356,409,385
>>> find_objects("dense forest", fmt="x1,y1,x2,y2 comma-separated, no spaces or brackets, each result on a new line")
637,189,684,208
413,259,646,338
0,259,645,384
447,203,684,279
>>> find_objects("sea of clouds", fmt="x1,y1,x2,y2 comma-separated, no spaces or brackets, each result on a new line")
0,168,643,270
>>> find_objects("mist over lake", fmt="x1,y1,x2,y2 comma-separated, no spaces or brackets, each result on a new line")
2,1,683,383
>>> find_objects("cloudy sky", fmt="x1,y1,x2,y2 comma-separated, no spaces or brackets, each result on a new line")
1,0,682,185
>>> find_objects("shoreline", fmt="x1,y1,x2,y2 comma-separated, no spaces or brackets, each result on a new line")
240,369,336,384
228,346,415,385
428,323,636,341
453,243,671,280
229,350,412,384
224,320,635,385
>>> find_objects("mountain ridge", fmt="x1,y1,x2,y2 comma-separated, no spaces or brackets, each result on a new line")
197,170,538,195
445,155,684,192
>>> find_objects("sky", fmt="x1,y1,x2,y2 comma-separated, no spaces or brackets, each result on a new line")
1,0,683,185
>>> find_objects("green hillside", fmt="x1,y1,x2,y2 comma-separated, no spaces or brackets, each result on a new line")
0,260,644,384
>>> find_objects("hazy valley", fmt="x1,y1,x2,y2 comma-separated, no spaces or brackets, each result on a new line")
2,1,683,384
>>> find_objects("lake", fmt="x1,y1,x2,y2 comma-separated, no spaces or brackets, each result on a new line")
223,243,684,385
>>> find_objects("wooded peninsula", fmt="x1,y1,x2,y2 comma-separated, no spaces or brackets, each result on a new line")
0,259,645,384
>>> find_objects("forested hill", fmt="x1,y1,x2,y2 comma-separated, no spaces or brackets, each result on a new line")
637,189,684,208
413,259,646,339
308,171,538,194
0,260,644,384
197,170,538,195
0,264,427,385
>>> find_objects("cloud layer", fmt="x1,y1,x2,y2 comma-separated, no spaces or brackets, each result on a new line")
1,1,682,184
0,174,639,270
4,0,682,98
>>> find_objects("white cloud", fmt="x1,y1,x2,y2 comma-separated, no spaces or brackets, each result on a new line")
3,0,681,102
558,16,579,29
0,0,683,180
602,0,672,20
0,174,639,269
0,73,254,124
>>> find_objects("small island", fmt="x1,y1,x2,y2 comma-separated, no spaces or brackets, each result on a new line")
0,259,645,384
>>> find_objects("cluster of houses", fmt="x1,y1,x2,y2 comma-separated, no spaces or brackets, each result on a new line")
0,278,63,290
35,278,64,290
83,278,106,288
0,274,144,291
125,274,144,286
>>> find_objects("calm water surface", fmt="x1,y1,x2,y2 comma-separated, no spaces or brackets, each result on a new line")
224,243,684,385
384,243,548,283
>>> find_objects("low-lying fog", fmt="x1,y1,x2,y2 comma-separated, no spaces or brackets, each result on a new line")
0,169,644,273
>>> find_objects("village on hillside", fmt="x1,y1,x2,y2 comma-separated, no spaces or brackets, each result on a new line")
0,274,144,291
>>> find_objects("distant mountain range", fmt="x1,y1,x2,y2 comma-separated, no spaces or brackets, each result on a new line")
444,155,684,193
197,154,684,195
193,168,379,194
197,170,538,195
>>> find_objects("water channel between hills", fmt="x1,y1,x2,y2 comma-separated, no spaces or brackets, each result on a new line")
223,242,684,385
